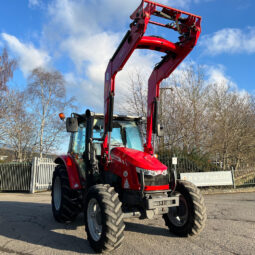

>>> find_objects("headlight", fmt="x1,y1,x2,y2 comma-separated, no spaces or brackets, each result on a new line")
136,167,168,176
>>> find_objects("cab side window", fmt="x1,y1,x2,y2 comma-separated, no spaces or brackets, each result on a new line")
72,125,86,155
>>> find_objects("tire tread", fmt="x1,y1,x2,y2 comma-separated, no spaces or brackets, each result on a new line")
163,180,206,237
85,184,125,253
51,165,81,223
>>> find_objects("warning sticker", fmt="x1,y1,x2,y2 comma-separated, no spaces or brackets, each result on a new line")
124,179,130,189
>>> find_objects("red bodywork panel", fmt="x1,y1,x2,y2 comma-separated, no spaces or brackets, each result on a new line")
103,0,202,158
110,147,169,191
55,155,82,190
138,36,178,53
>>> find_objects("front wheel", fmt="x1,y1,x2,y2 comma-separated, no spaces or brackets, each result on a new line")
84,184,125,253
163,180,206,237
51,165,81,222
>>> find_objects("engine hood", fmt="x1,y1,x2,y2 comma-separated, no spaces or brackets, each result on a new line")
110,147,167,171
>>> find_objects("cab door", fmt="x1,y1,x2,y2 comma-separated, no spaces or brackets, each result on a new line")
69,124,86,181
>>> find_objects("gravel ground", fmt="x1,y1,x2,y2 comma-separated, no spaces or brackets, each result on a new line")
0,191,254,255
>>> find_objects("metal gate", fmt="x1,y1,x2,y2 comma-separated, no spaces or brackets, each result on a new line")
0,162,32,191
30,157,56,193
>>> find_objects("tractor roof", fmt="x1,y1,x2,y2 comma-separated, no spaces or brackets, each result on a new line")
73,111,145,123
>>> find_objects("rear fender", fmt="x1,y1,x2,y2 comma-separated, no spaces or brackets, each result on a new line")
54,155,82,189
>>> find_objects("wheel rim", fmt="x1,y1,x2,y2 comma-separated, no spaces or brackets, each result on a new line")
87,198,102,242
53,176,62,211
167,195,189,227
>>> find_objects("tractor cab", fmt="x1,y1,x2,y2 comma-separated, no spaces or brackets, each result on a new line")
68,112,144,154
66,109,170,196
67,111,145,185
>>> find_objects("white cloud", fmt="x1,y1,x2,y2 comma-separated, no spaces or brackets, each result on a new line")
28,0,42,8
168,60,237,91
0,0,211,112
2,33,51,76
205,65,237,88
61,32,120,75
63,42,157,113
42,0,208,111
168,0,212,8
44,0,163,111
201,27,255,55
46,0,202,34
46,0,99,36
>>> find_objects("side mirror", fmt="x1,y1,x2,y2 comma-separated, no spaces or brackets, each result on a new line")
66,117,78,132
157,124,164,137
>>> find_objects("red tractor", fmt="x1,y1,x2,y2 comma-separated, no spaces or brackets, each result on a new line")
52,0,206,253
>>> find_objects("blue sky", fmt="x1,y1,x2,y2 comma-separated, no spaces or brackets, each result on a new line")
1,0,255,114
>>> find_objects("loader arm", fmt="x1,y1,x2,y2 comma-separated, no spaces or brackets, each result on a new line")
103,0,201,160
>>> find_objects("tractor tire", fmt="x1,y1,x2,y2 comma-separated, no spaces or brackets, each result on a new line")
85,184,125,253
163,180,206,237
51,165,80,223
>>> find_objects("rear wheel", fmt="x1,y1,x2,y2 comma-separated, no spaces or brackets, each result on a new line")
51,165,81,222
85,184,125,253
163,180,206,237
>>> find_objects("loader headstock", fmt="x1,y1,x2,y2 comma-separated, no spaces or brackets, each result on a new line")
131,0,201,44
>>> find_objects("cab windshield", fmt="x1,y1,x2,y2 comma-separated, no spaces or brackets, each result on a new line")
93,119,143,152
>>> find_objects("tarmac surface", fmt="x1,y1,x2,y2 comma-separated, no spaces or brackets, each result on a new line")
0,191,254,255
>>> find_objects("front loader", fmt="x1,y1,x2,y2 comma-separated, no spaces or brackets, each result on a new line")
52,0,206,253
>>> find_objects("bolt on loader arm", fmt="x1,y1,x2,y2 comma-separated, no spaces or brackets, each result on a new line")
103,0,202,159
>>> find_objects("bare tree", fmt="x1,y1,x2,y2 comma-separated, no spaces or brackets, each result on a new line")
0,48,17,144
124,71,147,117
0,47,17,91
206,83,255,169
27,67,75,157
123,64,255,168
0,90,37,161
159,64,209,153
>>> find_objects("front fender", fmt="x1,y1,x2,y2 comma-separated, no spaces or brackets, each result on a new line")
55,155,82,189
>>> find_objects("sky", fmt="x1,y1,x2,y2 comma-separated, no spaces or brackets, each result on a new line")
0,0,255,115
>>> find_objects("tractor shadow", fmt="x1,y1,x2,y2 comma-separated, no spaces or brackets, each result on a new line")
124,221,177,238
0,200,95,254
0,199,177,254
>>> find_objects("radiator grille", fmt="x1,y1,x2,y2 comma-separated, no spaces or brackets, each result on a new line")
138,173,169,186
